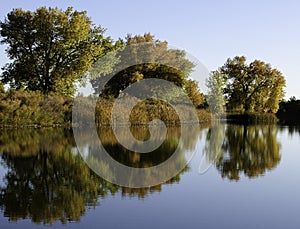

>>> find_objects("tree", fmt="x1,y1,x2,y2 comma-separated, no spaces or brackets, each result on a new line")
90,33,200,103
277,96,300,125
185,79,205,107
0,7,114,95
220,56,286,113
289,96,297,102
206,70,226,116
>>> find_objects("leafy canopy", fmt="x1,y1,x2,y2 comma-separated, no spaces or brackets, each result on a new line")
90,33,202,106
206,70,226,116
0,7,114,95
220,56,286,113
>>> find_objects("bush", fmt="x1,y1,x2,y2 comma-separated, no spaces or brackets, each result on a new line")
94,97,211,125
0,90,72,126
0,90,211,127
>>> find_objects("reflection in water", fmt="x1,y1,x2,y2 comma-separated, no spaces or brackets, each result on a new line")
0,128,118,224
278,124,300,137
74,124,204,188
199,124,226,173
204,124,282,180
0,124,283,224
0,126,203,224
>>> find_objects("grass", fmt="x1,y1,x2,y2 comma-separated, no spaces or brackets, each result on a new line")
0,90,212,127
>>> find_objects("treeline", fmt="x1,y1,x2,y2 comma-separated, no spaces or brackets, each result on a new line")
0,7,210,126
277,97,300,124
0,7,289,126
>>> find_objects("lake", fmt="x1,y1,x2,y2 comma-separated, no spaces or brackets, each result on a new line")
0,123,299,228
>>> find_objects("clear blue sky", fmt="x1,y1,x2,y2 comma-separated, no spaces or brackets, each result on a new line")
0,0,299,99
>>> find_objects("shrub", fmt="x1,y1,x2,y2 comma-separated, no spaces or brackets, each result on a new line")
0,90,72,126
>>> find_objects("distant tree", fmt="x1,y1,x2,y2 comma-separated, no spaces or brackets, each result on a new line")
220,56,286,113
0,7,114,95
90,33,203,105
289,96,297,102
277,96,300,125
206,70,226,116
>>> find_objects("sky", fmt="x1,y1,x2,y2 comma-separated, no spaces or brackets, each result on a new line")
0,0,299,99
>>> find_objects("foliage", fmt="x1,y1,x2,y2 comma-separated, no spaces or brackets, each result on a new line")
184,79,205,108
90,33,203,106
0,82,4,93
72,96,210,126
277,97,300,124
206,70,226,116
0,7,114,95
196,109,212,122
0,89,72,126
0,90,210,126
220,56,286,113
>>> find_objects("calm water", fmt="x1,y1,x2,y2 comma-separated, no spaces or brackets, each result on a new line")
0,124,299,228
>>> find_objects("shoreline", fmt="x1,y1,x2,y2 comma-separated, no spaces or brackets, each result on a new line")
0,120,213,129
1,113,299,129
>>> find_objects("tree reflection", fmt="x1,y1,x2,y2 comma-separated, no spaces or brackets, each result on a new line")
279,125,300,137
199,124,226,173
0,129,118,224
77,124,204,189
204,124,281,180
0,125,205,224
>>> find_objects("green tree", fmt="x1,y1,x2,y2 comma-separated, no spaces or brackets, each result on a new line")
220,56,286,113
206,70,226,116
91,33,199,102
0,7,114,95
185,79,205,107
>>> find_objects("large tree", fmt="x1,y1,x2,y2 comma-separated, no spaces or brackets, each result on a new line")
0,7,114,95
90,33,203,106
220,56,286,113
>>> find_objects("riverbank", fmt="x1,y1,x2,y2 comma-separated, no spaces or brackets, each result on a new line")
224,113,278,124
0,91,212,128
2,90,300,128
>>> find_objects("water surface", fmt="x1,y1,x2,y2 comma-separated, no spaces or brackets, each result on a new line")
0,124,299,228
